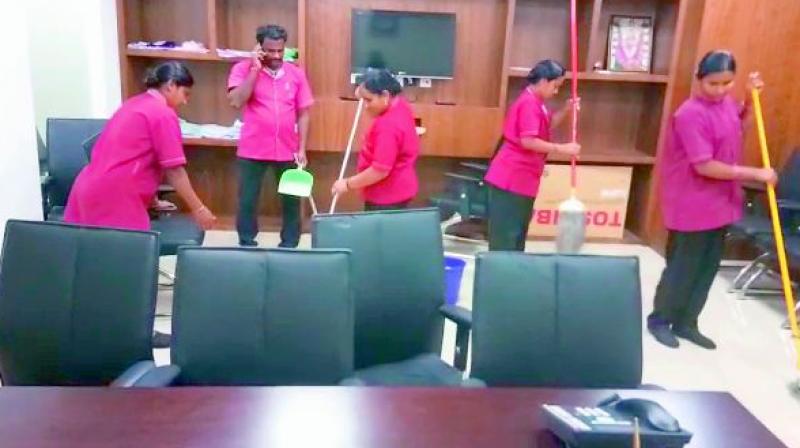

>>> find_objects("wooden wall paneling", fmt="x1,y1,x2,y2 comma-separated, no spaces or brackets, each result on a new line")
305,0,506,107
120,0,143,42
309,99,501,158
585,0,606,71
509,0,593,71
297,0,307,63
137,0,210,45
635,85,667,155
694,0,800,168
627,165,653,237
413,105,503,157
117,0,135,98
127,58,240,125
644,0,706,248
219,0,300,51
651,0,678,75
498,0,518,109
181,61,241,125
207,0,219,51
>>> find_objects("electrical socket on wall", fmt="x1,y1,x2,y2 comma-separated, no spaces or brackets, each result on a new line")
419,78,432,88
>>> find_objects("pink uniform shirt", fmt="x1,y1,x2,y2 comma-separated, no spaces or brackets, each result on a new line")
660,95,745,231
484,88,551,198
228,61,314,161
64,91,186,230
356,97,420,205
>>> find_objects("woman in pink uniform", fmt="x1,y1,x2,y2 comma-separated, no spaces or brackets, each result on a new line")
331,69,419,210
484,60,580,251
648,51,776,350
65,61,216,231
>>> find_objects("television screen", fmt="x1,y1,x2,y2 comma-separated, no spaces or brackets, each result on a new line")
350,9,456,79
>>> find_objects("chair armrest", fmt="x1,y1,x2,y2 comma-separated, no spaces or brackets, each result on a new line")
439,304,472,329
440,304,472,371
778,199,800,212
461,378,487,388
339,377,367,386
158,184,176,195
444,172,483,185
132,365,181,387
110,361,180,388
741,181,766,193
460,162,489,172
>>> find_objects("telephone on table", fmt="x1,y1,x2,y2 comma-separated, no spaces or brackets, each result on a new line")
542,393,693,447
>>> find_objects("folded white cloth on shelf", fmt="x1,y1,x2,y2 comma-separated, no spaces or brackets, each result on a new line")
180,120,242,140
216,48,252,59
128,41,210,53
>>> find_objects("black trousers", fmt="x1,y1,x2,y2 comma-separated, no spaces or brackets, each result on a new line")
236,158,300,248
364,201,410,212
487,185,536,251
649,227,727,329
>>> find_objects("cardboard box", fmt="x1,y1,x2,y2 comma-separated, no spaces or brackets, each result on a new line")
528,164,633,240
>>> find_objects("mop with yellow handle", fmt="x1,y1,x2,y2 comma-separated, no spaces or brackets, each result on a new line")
751,86,800,372
555,0,586,253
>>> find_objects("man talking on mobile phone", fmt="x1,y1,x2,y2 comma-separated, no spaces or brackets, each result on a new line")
227,24,313,248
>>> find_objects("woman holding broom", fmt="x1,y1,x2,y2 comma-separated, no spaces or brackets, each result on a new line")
483,59,581,251
648,50,777,350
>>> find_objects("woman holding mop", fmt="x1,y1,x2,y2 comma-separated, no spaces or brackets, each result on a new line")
483,60,581,251
331,69,420,211
648,50,777,350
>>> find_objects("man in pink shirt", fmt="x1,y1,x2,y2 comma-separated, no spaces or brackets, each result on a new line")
228,24,313,247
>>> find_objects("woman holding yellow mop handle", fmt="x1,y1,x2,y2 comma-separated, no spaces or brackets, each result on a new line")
648,50,777,350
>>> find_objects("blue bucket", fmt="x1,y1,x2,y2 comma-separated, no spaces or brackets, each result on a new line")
444,256,467,305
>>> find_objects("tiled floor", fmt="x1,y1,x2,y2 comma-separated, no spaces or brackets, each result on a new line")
155,230,800,446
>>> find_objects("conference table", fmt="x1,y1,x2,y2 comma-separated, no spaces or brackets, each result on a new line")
0,387,784,447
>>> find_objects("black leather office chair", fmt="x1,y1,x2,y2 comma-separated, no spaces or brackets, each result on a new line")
80,128,205,286
167,247,354,385
470,252,643,388
312,208,472,386
0,220,176,386
728,149,800,294
43,118,107,221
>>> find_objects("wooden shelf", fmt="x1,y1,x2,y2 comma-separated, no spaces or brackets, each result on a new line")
183,137,238,147
549,148,655,165
508,67,669,84
126,48,221,61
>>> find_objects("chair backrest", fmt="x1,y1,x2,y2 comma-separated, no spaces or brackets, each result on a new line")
171,247,354,385
312,208,445,369
778,149,800,200
45,118,107,207
0,220,158,385
471,252,643,388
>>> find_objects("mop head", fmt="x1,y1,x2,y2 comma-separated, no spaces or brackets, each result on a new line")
278,168,314,197
556,196,586,254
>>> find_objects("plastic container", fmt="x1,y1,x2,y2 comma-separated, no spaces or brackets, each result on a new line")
444,256,467,305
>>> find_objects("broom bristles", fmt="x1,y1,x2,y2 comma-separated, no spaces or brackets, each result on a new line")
556,196,586,253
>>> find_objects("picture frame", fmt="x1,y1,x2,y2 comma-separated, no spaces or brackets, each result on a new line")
606,15,653,73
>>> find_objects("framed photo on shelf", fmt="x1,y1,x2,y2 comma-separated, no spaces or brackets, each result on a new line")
606,15,653,73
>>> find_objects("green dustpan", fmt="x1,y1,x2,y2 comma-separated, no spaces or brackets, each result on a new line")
278,166,314,198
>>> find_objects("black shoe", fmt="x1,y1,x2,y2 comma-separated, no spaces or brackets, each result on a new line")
672,326,716,350
152,331,172,349
278,242,298,249
239,239,258,247
647,323,679,348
